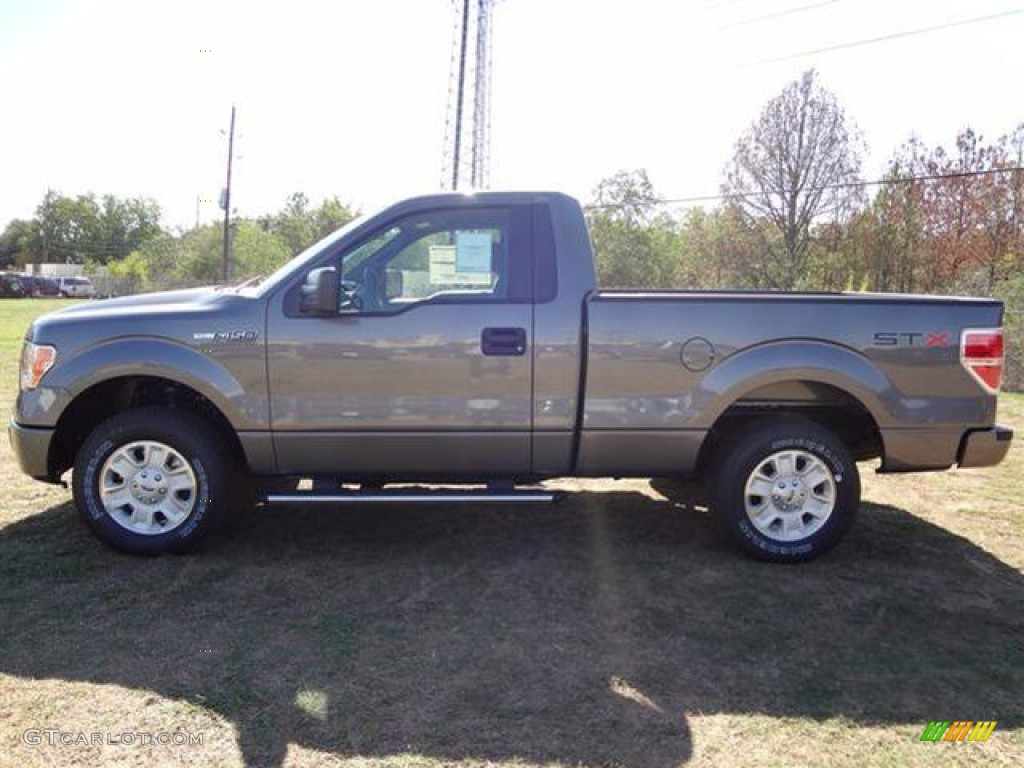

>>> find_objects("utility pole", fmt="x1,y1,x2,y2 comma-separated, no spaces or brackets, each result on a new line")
221,105,236,284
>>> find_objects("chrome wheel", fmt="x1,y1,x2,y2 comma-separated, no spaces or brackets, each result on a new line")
743,449,836,542
98,440,197,535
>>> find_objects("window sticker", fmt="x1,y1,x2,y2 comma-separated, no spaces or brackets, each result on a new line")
428,245,457,284
427,231,493,286
455,231,493,274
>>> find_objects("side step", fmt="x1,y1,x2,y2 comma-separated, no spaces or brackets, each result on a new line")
263,489,562,505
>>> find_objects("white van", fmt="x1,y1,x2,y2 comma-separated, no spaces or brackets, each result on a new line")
57,276,95,298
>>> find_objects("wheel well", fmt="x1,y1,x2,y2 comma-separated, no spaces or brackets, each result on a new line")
697,380,883,474
48,376,247,479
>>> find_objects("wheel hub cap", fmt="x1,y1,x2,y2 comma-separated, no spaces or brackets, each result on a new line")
743,449,836,542
98,441,197,535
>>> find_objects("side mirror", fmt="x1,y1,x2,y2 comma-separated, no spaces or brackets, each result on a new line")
300,267,338,314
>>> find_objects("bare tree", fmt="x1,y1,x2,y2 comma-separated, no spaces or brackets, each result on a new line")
723,70,864,289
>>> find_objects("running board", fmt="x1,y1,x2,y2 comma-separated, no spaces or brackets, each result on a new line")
263,489,562,505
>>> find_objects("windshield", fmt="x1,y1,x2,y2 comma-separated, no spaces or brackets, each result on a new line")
246,210,374,297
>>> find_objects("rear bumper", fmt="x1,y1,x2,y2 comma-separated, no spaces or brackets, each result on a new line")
8,420,56,481
958,425,1013,468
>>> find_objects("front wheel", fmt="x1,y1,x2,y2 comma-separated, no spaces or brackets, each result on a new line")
73,407,236,554
710,417,860,563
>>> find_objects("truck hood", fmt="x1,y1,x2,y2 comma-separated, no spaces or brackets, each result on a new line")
28,287,260,344
49,286,222,316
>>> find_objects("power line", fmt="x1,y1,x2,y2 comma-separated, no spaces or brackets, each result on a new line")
702,0,756,11
755,8,1024,64
826,166,1024,192
585,166,1024,211
721,0,840,30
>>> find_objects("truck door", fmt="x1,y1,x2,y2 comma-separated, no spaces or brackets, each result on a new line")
266,203,534,477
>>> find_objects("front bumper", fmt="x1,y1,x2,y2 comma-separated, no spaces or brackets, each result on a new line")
958,425,1013,468
8,420,56,481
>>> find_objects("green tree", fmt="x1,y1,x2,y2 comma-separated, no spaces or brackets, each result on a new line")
675,205,777,289
260,193,358,255
232,220,291,278
314,196,358,240
994,274,1024,391
37,190,102,263
107,250,151,290
268,192,315,255
98,195,162,262
27,190,163,265
0,219,37,268
175,225,223,282
587,170,681,288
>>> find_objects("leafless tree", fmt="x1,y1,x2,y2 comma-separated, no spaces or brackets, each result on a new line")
723,70,864,289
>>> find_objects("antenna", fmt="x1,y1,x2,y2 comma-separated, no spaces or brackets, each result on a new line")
441,0,497,191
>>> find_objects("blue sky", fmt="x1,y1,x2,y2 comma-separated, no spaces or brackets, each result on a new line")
1,0,1022,230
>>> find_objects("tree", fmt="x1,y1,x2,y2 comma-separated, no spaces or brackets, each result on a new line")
587,170,681,288
722,69,864,289
675,205,772,290
259,193,359,255
99,195,162,263
873,127,1024,295
232,220,291,278
174,225,223,282
313,196,358,240
995,274,1024,391
27,190,163,265
0,219,37,267
592,169,661,227
269,192,315,255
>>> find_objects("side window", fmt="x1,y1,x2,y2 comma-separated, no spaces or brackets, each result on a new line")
338,207,515,313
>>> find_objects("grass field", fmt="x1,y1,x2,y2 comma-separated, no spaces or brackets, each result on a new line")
0,299,1021,767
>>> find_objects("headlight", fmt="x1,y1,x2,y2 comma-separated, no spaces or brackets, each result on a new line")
20,342,57,391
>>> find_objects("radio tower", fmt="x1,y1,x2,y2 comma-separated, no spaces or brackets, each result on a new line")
441,0,496,191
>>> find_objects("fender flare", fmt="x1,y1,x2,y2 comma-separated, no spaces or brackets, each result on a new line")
690,340,896,430
39,337,266,429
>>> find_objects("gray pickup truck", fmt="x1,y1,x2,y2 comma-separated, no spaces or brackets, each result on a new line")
10,192,1013,562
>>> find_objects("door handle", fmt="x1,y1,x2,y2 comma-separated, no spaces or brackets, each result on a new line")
481,327,527,356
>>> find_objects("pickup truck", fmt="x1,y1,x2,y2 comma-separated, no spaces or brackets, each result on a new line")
10,192,1013,562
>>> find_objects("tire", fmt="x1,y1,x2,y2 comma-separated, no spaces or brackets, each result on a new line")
710,417,860,563
73,406,236,555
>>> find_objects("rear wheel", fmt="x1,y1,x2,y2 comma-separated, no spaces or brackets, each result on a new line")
711,417,860,563
73,406,236,554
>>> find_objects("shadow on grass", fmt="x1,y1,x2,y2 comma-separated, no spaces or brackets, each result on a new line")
1,485,1022,767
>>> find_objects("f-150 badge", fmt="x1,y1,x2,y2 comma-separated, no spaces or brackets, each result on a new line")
193,331,260,343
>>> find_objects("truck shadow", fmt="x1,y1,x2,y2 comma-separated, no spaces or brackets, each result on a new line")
2,484,1022,767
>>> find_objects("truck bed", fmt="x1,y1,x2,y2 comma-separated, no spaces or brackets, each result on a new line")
575,290,1003,475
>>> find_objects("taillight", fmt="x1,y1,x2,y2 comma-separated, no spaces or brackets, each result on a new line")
960,328,1004,393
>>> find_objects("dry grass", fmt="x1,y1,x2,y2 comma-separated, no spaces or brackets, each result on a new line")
0,299,1021,767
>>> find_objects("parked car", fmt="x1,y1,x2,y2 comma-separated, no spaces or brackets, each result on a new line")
16,274,61,297
10,191,1013,561
0,272,27,298
36,276,61,296
57,276,94,298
